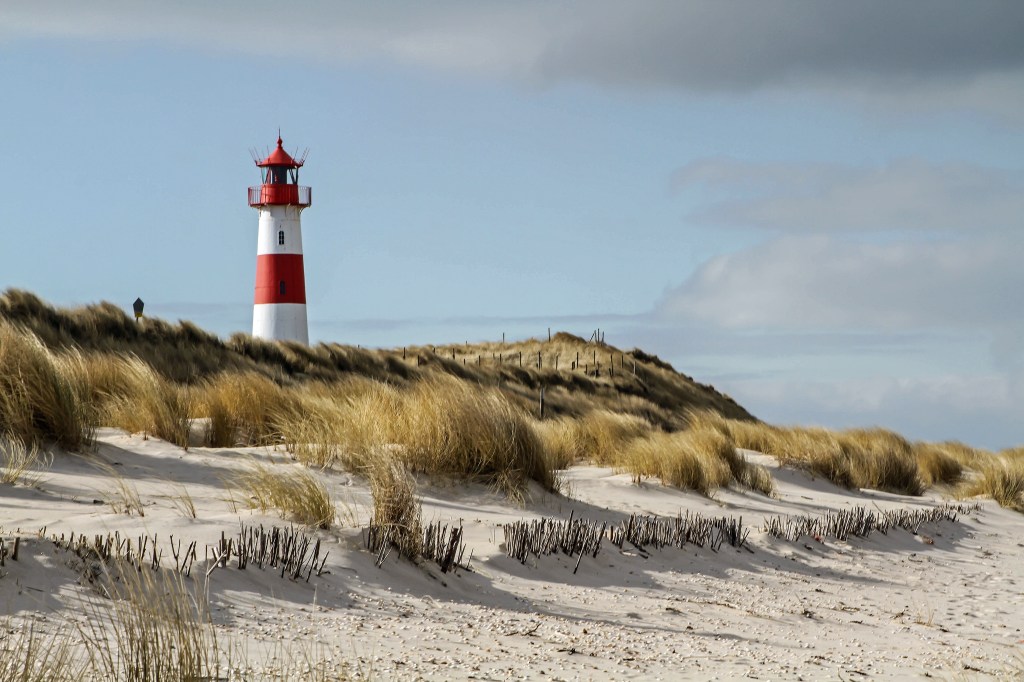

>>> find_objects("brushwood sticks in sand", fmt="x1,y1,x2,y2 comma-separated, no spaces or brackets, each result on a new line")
42,524,330,583
503,503,979,569
762,501,982,542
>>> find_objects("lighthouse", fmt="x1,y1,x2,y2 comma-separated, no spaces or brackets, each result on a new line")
248,135,311,344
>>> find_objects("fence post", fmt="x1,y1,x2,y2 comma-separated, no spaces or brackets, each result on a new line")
539,387,545,420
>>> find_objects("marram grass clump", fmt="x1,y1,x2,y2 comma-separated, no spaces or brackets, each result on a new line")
619,426,775,497
366,453,423,561
235,462,335,529
688,412,925,496
277,375,555,500
0,321,95,450
965,456,1024,511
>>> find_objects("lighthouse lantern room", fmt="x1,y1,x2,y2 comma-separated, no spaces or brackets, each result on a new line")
248,135,311,344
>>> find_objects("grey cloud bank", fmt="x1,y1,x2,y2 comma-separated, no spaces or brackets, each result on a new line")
673,159,1024,233
657,234,1024,331
4,2,1024,95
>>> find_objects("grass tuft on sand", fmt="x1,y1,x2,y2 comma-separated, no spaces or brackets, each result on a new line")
366,452,423,560
236,462,336,529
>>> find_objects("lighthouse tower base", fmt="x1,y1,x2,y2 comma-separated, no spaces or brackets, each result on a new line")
253,303,308,345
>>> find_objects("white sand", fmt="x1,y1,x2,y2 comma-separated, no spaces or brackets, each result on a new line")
2,430,1023,680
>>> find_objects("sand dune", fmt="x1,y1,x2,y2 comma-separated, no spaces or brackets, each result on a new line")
2,430,1022,680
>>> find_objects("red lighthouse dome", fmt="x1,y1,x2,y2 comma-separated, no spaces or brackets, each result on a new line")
248,136,312,208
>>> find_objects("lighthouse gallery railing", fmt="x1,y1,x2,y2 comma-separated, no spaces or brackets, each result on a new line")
248,185,312,207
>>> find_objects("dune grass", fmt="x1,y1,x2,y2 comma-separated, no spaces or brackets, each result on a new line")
0,620,83,681
911,441,966,487
80,566,224,681
688,412,926,495
276,375,554,500
0,436,48,486
618,426,775,497
3,290,1024,511
89,355,192,448
0,321,95,451
366,453,423,560
195,371,293,447
236,462,335,529
965,456,1024,511
535,410,653,469
397,376,552,497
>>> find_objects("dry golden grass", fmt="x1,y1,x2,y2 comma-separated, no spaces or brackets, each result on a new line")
0,321,95,450
965,457,1024,511
687,412,924,495
195,371,293,447
0,619,83,681
236,462,335,529
765,426,923,495
80,566,223,681
90,355,192,448
836,428,923,495
618,426,775,497
277,375,552,499
535,410,653,469
366,452,423,560
397,376,551,496
6,291,1024,512
1001,446,1024,461
276,376,388,469
937,440,993,469
912,441,965,487
0,436,49,486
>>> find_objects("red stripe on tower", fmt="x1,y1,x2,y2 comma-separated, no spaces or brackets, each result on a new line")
254,254,306,305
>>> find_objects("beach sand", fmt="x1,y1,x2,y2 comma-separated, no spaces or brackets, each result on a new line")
2,429,1022,680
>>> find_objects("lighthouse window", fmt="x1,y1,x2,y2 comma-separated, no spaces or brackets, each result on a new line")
269,166,288,184
279,281,286,296
278,230,285,245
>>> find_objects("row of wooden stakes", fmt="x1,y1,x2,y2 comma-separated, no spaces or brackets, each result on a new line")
502,502,981,571
761,501,981,543
501,509,753,573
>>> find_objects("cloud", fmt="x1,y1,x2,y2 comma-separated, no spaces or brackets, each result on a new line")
656,153,1024,446
673,158,1024,233
657,233,1024,332
538,1,1024,92
4,2,1024,99
725,373,1022,448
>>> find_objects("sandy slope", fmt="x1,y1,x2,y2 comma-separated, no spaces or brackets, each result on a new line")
1,430,1022,680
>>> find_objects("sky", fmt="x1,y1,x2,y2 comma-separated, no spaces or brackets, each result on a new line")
1,1,1023,448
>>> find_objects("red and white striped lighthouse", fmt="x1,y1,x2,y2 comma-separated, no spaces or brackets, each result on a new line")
248,135,311,344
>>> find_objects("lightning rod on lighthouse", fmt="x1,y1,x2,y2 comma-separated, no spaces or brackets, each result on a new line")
248,134,311,344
